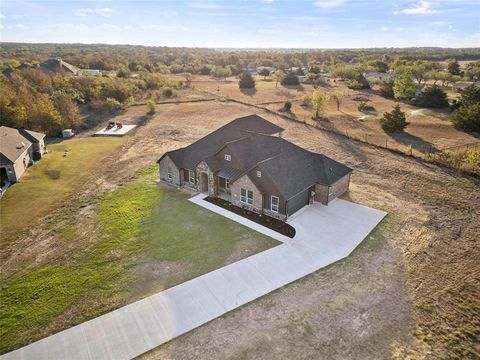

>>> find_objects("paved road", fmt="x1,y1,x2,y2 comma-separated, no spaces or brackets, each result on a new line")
1,197,386,360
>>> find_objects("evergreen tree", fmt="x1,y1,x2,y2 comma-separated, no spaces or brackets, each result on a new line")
379,105,409,133
238,71,255,89
393,70,417,100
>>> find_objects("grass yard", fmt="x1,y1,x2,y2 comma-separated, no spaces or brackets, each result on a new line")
0,137,125,245
0,166,279,354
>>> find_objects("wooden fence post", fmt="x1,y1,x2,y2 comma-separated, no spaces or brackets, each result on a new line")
385,139,388,148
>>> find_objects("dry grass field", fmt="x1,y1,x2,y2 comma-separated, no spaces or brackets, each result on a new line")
173,74,479,161
1,99,478,359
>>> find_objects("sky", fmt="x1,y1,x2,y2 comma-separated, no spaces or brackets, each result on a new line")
0,0,479,48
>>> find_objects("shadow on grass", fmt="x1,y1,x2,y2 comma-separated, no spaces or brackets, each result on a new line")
240,87,257,97
391,131,440,153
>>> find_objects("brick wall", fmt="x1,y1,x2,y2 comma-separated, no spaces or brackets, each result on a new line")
328,173,350,203
314,173,351,205
230,174,263,213
159,155,180,187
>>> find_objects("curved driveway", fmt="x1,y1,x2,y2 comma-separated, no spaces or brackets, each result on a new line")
1,195,386,360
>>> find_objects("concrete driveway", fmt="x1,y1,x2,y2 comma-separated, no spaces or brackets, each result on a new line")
1,197,386,360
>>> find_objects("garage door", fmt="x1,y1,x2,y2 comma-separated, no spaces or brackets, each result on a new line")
287,188,310,217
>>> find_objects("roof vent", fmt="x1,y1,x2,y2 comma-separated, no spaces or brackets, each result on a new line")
16,142,25,149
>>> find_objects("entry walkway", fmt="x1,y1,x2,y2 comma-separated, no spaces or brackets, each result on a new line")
1,197,386,360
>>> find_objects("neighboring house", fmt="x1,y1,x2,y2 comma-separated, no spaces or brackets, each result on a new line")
256,66,276,74
0,126,46,184
158,115,352,221
2,59,97,77
38,59,81,75
363,72,397,83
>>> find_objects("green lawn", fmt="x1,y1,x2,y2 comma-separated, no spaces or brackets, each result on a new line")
0,166,279,354
0,137,125,245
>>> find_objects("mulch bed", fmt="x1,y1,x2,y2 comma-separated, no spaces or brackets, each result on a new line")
205,196,296,238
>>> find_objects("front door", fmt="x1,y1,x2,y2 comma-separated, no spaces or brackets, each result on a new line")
200,172,209,193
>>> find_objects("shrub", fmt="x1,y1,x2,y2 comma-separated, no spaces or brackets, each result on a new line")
280,73,300,86
414,85,449,108
300,94,312,107
147,100,156,115
357,101,375,112
379,105,409,133
238,71,255,89
162,87,173,98
451,103,480,132
283,101,292,112
105,97,123,112
379,80,395,98
311,90,330,119
464,150,480,168
347,75,370,90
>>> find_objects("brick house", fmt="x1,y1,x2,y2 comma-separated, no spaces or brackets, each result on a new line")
157,115,352,221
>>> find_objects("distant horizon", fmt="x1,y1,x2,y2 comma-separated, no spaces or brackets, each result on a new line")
1,41,479,51
1,1,479,48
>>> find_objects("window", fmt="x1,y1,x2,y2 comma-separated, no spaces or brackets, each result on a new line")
189,170,195,184
224,154,231,161
256,170,261,177
225,179,230,189
271,196,279,213
241,188,253,205
240,188,246,203
167,166,172,180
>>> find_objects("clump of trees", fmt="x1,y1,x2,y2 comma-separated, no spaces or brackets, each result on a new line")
238,71,255,89
379,105,409,133
413,85,449,108
280,73,299,86
450,85,480,132
259,68,270,79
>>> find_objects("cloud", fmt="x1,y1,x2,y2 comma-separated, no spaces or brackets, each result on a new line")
394,26,404,31
303,31,320,37
313,0,347,9
188,2,221,9
75,8,114,17
258,28,280,34
395,1,438,15
142,24,189,32
261,0,274,3
43,23,89,31
380,26,389,31
5,24,27,30
289,16,325,21
0,12,5,19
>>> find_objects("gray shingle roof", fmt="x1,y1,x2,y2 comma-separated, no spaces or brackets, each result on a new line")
0,126,33,164
158,115,352,200
157,114,284,169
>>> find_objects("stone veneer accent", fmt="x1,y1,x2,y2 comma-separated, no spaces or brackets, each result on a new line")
263,208,287,221
196,161,215,196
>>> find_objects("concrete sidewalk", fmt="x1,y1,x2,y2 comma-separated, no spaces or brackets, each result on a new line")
1,198,386,360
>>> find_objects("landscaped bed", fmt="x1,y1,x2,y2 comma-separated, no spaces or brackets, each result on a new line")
205,196,296,238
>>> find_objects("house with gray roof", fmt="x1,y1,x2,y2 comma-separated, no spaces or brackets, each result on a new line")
0,126,46,186
157,115,352,221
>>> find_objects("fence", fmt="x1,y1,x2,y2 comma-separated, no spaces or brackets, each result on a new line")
201,90,479,177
